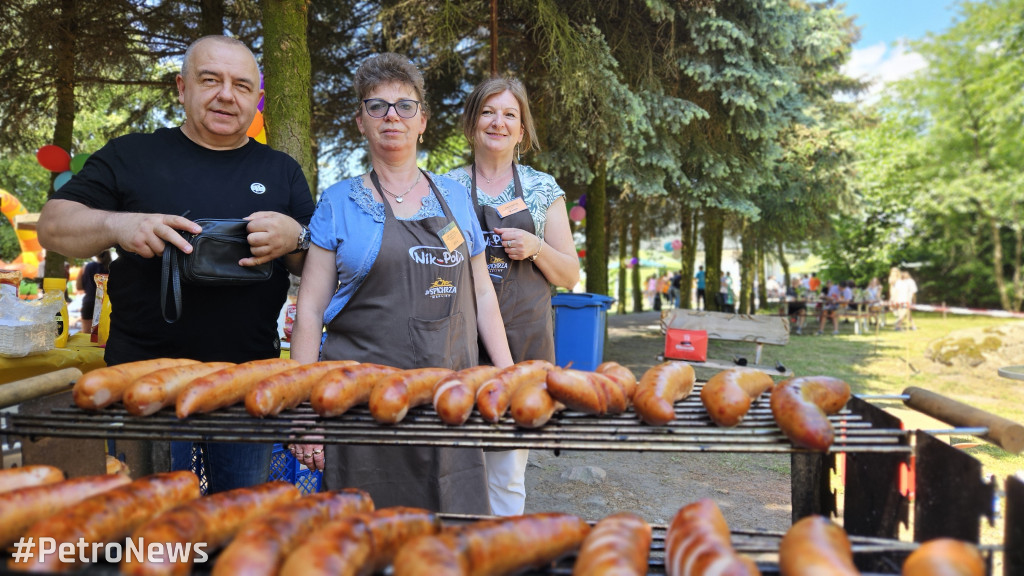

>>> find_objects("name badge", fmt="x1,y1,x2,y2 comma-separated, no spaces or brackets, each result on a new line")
496,197,528,218
438,221,466,252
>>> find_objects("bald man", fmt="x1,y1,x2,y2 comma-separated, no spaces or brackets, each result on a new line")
37,35,315,492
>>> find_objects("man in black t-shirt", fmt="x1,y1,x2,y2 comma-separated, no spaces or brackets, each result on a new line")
37,35,316,493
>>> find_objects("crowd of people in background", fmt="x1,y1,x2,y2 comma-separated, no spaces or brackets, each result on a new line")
780,268,919,335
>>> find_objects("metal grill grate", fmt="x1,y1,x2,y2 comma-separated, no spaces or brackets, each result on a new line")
6,392,910,454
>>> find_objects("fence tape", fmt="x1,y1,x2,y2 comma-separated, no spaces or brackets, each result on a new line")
911,303,1024,319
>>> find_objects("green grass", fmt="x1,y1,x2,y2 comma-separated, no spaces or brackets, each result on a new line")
716,311,1024,476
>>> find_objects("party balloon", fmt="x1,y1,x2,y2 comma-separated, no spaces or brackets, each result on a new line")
664,242,673,251
54,171,73,191
254,127,267,145
671,239,683,250
247,111,264,138
578,194,586,209
70,153,91,174
578,249,586,258
37,145,71,173
628,257,638,267
569,205,586,222
258,73,265,112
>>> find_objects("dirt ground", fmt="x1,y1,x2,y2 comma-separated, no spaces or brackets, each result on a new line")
522,311,793,530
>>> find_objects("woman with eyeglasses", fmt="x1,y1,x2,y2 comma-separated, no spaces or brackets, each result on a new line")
289,53,513,514
445,76,579,516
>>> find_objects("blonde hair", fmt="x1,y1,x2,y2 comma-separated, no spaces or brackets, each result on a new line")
461,76,539,154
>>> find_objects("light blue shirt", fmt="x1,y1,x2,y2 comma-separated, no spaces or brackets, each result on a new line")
309,171,485,326
446,164,565,239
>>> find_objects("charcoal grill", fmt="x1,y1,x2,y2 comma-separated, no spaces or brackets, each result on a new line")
2,379,1021,575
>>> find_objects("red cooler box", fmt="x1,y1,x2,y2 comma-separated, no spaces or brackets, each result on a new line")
664,329,708,362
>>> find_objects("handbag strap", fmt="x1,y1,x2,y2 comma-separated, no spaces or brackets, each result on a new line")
160,245,183,323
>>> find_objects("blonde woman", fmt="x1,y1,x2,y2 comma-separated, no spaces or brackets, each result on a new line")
446,76,578,515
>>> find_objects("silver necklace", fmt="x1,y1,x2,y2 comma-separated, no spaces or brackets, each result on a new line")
379,170,422,203
478,164,513,185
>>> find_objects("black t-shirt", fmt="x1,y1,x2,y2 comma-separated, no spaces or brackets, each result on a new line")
53,127,315,364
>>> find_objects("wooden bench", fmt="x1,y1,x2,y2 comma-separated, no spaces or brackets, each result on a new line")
659,309,792,376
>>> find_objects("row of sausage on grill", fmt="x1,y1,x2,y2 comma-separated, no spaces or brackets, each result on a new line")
72,357,852,451
0,466,984,575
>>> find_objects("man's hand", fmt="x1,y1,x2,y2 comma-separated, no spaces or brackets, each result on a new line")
288,443,325,471
110,212,201,258
240,211,303,267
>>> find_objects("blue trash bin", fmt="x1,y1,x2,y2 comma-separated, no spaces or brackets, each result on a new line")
551,292,616,371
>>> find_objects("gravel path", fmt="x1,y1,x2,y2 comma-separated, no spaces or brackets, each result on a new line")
522,311,792,530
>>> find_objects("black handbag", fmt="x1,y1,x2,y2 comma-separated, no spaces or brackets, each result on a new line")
161,218,272,323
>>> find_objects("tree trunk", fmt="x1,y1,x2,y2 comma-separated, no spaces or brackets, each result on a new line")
584,157,608,296
616,200,627,315
739,219,755,314
756,236,767,311
1013,222,1023,311
702,207,724,312
777,239,790,290
45,0,77,278
630,206,643,313
259,0,316,196
678,204,696,309
200,0,226,37
985,211,1011,311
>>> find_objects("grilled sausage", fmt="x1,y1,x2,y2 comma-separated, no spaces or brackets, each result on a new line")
510,377,564,428
701,369,775,427
633,362,696,426
0,474,130,548
369,368,455,424
572,512,651,576
0,465,64,494
433,366,500,426
212,488,374,576
902,538,985,576
123,481,300,576
596,361,638,401
176,358,299,418
770,376,851,451
123,362,234,417
311,363,400,417
280,507,439,576
245,360,359,417
664,499,760,576
73,358,198,411
11,471,200,573
545,368,630,415
778,515,858,576
476,360,554,423
392,512,591,576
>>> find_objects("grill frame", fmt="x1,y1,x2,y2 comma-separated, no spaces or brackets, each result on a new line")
4,388,911,455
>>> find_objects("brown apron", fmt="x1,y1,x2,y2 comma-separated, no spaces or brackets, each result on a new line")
320,170,490,514
472,164,556,365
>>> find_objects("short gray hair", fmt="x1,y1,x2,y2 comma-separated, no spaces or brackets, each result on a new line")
353,53,429,118
181,35,259,79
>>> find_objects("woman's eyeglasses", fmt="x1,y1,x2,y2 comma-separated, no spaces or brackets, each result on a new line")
362,99,420,119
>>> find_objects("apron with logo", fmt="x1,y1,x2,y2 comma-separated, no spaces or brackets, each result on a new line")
320,170,489,514
472,164,556,365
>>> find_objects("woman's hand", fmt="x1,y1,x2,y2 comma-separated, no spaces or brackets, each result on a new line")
288,443,325,471
495,227,540,261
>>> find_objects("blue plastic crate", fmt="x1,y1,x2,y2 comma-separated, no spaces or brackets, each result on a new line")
269,443,323,495
187,443,321,495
